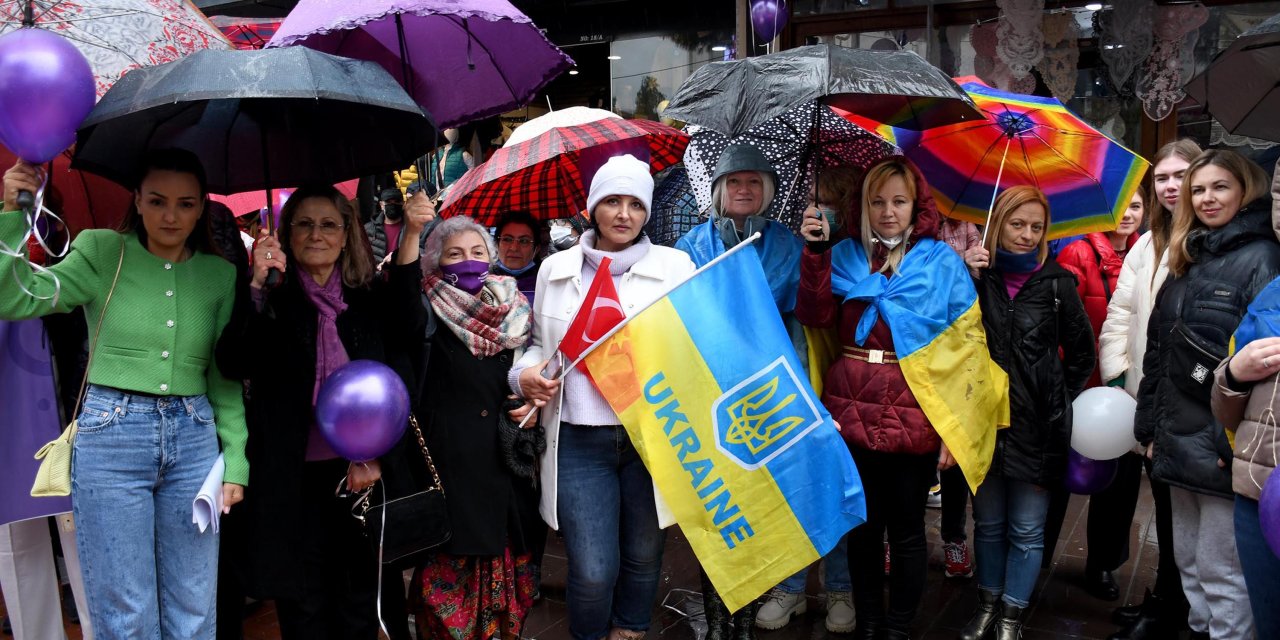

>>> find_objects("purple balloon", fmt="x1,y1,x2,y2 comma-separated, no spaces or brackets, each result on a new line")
0,29,95,164
1064,449,1118,495
751,0,790,43
315,360,409,462
1262,471,1280,559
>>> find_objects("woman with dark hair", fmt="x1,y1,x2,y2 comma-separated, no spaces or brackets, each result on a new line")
0,149,245,638
492,210,545,305
961,185,1095,640
1097,139,1201,639
216,184,424,639
1137,149,1279,640
513,154,696,640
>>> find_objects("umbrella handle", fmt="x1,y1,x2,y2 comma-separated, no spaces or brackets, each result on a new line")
265,267,283,288
16,189,34,211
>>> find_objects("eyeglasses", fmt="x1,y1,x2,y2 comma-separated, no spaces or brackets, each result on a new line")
291,219,346,236
498,236,534,246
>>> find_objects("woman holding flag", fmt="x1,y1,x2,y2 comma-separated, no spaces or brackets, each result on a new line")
797,156,1006,640
961,185,1095,640
511,154,696,640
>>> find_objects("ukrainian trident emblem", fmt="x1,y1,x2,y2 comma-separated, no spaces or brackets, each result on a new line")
712,357,825,470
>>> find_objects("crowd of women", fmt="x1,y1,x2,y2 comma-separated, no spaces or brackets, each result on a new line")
0,133,1277,640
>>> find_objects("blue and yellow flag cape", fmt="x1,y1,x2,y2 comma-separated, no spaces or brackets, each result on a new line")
830,237,1009,492
1226,275,1280,446
583,245,866,613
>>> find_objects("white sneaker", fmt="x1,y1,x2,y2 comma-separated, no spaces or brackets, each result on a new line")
824,591,856,633
754,587,806,630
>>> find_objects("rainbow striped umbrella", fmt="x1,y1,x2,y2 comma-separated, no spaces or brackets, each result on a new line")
844,78,1149,239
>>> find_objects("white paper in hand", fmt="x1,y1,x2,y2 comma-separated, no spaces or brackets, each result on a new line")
193,454,225,533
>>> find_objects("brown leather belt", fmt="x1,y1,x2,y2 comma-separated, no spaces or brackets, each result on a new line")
842,346,899,364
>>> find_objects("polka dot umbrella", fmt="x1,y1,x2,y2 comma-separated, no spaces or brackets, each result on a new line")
683,101,897,233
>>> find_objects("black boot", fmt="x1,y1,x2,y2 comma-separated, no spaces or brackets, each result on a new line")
878,628,910,640
958,590,1001,640
731,601,758,640
853,617,882,640
1110,588,1149,627
1107,588,1181,640
1085,568,1120,601
993,601,1025,640
702,574,731,640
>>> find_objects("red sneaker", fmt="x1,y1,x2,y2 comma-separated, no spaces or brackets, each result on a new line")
944,540,974,578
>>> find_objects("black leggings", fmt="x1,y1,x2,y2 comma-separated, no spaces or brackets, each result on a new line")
846,447,938,633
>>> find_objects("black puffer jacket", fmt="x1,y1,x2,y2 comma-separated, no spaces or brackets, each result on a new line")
1137,201,1280,497
977,259,1096,487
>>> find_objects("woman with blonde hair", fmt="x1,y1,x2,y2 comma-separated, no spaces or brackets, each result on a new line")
1097,138,1201,639
961,185,1095,640
798,156,1002,640
1136,149,1279,640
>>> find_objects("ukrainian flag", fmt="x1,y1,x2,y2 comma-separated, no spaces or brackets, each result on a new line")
1225,275,1280,447
583,244,866,613
830,237,1009,493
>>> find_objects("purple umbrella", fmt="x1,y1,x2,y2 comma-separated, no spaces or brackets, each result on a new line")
267,0,574,129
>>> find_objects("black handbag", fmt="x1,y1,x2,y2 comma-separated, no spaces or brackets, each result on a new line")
354,414,451,567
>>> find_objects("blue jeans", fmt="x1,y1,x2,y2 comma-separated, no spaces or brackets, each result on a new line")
557,424,666,640
779,534,851,593
72,386,222,639
973,475,1050,608
1235,495,1280,640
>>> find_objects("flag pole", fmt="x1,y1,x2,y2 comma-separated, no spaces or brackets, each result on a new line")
515,232,763,428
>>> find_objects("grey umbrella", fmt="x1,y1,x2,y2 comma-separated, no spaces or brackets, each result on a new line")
662,44,983,139
1184,13,1280,142
72,46,436,195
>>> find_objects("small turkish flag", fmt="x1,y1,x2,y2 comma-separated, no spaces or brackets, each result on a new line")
559,256,626,367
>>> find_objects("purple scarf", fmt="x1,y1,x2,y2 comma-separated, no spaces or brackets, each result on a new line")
300,269,349,460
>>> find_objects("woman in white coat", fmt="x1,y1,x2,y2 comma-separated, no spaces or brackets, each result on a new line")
1096,138,1200,639
509,154,696,640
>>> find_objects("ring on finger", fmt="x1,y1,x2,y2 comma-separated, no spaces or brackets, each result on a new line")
265,251,272,260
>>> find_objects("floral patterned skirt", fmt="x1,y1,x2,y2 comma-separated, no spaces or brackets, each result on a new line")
410,547,535,640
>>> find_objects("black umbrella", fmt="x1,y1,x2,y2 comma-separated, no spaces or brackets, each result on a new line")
72,46,436,196
663,44,983,139
1184,13,1280,142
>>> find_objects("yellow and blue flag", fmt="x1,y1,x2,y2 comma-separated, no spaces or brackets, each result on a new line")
1226,276,1280,447
830,237,1009,493
583,243,866,613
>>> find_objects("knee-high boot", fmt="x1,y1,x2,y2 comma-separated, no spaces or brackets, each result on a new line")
702,571,731,640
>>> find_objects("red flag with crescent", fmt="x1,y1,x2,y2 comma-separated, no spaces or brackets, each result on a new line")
559,256,626,368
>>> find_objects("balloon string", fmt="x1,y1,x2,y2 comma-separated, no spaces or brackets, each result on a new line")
0,170,65,308
1245,373,1280,493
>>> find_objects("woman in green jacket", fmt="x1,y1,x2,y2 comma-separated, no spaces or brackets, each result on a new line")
0,149,246,639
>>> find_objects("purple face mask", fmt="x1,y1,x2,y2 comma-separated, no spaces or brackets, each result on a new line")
440,259,489,294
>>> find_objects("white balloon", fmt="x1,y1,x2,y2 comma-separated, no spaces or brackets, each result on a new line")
1070,387,1139,460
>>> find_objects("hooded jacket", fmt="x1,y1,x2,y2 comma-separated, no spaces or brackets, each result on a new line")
795,157,944,455
976,259,1095,486
1057,231,1138,387
1136,198,1280,497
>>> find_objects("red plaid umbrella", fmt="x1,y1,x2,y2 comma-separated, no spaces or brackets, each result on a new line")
439,117,689,225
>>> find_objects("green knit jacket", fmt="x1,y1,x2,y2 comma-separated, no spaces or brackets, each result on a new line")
0,211,248,485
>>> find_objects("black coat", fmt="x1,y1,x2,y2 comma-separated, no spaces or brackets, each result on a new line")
414,317,538,557
977,259,1096,487
1137,202,1280,498
215,262,425,599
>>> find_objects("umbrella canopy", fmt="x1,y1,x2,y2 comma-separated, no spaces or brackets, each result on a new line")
505,106,619,147
210,180,359,218
861,79,1149,239
684,101,896,231
439,117,688,226
267,0,574,129
0,0,230,99
72,47,436,195
0,146,132,234
662,44,983,139
1184,13,1280,142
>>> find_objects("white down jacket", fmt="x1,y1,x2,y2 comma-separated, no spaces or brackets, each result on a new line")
1098,231,1169,398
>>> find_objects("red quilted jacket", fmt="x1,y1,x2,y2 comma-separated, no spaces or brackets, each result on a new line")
795,156,942,455
1056,232,1136,387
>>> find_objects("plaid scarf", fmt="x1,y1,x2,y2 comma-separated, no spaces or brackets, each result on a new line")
424,273,531,357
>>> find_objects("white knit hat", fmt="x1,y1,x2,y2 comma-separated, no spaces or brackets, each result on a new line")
586,154,653,223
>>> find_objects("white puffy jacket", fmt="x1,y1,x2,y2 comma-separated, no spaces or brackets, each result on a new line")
1098,231,1169,398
